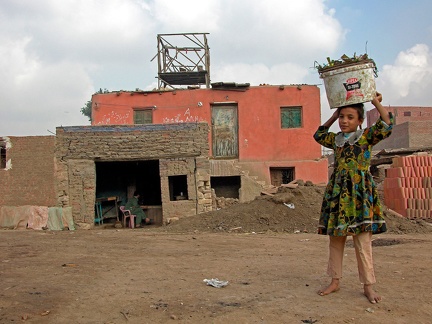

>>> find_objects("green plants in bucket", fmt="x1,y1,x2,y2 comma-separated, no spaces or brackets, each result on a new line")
315,54,378,108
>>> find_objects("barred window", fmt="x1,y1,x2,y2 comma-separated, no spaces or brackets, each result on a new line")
133,109,153,124
281,106,302,128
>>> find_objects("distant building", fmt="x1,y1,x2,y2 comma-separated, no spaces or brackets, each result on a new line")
367,106,432,150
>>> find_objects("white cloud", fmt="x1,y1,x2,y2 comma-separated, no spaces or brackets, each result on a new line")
377,44,432,106
151,0,221,32
2,0,429,137
0,37,39,90
212,62,308,85
0,55,93,136
0,0,155,136
0,28,93,136
211,0,344,66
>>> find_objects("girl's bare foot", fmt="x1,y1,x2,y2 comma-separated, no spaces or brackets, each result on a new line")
364,284,382,303
318,278,340,296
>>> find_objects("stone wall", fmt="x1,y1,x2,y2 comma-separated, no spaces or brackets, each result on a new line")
55,123,211,225
209,160,263,202
159,156,212,218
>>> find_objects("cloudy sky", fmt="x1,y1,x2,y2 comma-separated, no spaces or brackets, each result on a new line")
1,0,431,136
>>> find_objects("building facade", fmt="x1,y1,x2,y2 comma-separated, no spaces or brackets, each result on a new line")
1,123,212,228
91,84,328,191
55,123,211,226
367,106,432,150
1,84,330,228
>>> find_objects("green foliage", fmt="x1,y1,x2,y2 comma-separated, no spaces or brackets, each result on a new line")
80,88,109,122
315,53,378,77
80,100,92,122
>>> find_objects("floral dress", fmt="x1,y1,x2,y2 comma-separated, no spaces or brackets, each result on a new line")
313,114,393,236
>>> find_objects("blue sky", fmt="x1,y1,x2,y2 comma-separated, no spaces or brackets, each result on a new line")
329,0,431,69
1,0,431,136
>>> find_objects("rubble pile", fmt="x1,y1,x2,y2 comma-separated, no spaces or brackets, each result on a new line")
156,182,432,235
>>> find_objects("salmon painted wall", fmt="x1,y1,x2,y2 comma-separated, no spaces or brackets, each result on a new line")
92,85,328,183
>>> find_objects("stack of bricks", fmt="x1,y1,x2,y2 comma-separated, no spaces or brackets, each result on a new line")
383,153,432,219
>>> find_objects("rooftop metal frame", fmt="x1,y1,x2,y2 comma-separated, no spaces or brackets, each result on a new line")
152,33,210,90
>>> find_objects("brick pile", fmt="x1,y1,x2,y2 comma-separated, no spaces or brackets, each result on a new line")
384,153,432,218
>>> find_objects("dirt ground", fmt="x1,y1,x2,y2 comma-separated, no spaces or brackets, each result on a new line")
1,185,432,324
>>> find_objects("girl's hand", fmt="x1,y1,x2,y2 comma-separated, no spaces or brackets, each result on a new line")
331,108,340,120
371,91,391,124
372,92,383,106
322,108,340,128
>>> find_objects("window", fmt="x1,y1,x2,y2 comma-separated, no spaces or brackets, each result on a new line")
403,111,411,117
0,142,6,169
270,167,295,186
133,109,153,124
281,106,302,128
168,175,188,201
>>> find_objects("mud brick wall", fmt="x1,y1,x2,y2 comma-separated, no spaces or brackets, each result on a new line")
160,156,212,218
384,153,432,219
0,136,56,207
408,121,432,148
367,106,432,127
55,123,210,224
373,122,409,151
373,121,432,151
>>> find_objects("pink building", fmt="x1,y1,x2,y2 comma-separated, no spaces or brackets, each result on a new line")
92,84,328,202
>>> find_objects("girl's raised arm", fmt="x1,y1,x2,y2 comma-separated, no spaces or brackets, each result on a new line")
322,108,340,128
372,92,391,125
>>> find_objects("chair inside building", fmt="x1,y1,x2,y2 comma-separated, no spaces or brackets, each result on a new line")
119,206,136,229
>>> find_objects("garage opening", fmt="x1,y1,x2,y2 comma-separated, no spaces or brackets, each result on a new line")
270,167,295,186
210,176,240,199
95,160,162,225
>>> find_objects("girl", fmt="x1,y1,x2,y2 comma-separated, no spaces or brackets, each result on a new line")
313,92,393,304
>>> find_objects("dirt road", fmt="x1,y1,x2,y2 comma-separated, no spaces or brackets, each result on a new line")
1,229,431,324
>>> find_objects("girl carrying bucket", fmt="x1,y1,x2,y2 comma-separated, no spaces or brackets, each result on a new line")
313,92,393,303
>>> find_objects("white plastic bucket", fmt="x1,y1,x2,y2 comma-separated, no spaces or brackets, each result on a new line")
319,62,377,108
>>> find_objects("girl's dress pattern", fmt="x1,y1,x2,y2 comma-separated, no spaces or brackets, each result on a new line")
313,114,393,236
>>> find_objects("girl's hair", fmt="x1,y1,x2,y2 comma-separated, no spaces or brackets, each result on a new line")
337,103,365,128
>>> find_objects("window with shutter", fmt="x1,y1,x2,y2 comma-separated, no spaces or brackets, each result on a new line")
133,110,153,124
281,106,302,128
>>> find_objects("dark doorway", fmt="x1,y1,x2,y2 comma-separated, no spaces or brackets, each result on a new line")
270,167,295,186
211,176,240,198
95,160,162,207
